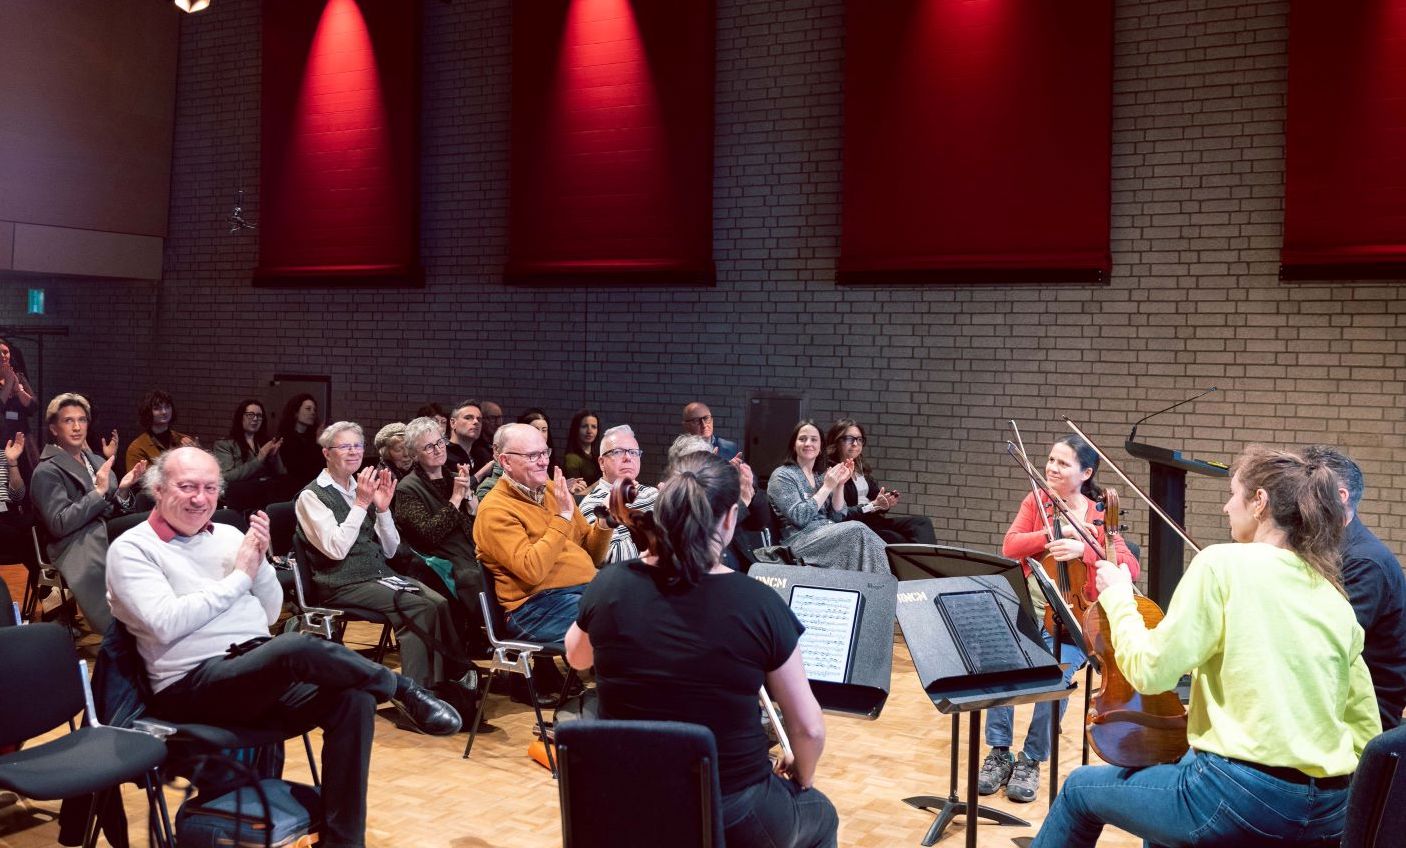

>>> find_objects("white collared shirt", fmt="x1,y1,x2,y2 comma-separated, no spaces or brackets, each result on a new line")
295,468,400,560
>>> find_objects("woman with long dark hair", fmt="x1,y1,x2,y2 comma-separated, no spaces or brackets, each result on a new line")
766,420,891,574
566,453,839,848
212,399,284,511
979,434,1140,803
562,409,601,492
824,418,936,544
1032,445,1378,847
277,393,323,491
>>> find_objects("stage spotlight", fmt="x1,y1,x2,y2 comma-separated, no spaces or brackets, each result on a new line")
174,0,212,13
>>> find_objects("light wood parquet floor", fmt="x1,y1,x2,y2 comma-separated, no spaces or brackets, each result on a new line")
0,622,1142,848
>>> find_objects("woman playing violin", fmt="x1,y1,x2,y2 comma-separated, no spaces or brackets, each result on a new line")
565,452,839,848
1032,445,1379,847
980,435,1140,803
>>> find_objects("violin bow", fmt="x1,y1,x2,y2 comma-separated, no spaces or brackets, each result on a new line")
1009,420,1056,541
759,686,793,763
1061,418,1202,555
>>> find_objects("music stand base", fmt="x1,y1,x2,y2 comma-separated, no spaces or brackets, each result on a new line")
903,795,1029,846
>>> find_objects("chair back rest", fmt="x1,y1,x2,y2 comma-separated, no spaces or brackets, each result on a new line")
265,501,298,559
1344,724,1406,848
0,579,14,627
475,560,509,646
0,623,85,746
106,510,154,541
31,524,54,567
555,720,724,848
212,509,249,533
289,535,321,609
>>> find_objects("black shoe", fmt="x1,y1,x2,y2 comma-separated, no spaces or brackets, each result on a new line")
392,683,462,735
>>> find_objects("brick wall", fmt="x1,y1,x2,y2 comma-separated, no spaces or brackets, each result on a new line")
5,0,1405,564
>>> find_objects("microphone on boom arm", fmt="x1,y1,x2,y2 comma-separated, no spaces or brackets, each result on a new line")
1128,387,1217,443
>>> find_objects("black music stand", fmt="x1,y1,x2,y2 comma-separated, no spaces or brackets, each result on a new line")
1027,557,1098,794
1124,440,1227,608
890,547,1074,848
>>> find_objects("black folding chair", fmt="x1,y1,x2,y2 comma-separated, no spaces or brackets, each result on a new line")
1343,723,1406,848
288,535,394,661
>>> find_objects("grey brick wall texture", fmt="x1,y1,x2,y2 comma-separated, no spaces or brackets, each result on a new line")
3,0,1404,567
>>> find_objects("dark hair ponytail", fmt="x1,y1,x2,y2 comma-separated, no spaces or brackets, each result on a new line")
1232,445,1345,591
1056,434,1101,501
652,453,741,589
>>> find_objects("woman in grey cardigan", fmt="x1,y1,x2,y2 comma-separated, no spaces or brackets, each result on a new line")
767,420,890,574
30,392,145,633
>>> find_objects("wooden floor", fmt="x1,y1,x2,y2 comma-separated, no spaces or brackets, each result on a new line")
0,622,1142,848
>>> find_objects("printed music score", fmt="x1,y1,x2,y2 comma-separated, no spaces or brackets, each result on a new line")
936,590,1030,674
789,586,863,683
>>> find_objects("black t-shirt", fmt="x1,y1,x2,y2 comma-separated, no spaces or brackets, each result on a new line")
577,560,804,794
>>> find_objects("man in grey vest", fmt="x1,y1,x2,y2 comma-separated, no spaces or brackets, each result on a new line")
294,421,467,693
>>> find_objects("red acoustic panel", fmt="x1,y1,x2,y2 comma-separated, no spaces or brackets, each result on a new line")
508,0,714,283
257,0,419,286
1282,0,1406,280
839,1,1113,284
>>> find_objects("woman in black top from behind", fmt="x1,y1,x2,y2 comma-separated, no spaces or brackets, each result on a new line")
566,453,839,848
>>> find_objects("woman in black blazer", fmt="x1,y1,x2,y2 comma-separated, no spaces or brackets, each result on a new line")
824,418,936,545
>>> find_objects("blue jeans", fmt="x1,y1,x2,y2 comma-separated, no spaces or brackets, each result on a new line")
985,630,1085,762
722,774,839,848
1031,749,1350,848
504,584,587,644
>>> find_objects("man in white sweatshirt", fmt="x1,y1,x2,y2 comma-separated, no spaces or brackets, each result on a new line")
106,447,460,848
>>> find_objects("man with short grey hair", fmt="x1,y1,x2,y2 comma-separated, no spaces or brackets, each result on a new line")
108,447,460,848
580,425,658,563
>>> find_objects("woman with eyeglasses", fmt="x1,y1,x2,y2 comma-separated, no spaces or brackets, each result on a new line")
212,399,285,512
563,409,602,494
766,420,891,574
393,416,484,619
823,418,936,545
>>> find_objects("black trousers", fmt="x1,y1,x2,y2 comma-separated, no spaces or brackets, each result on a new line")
150,633,399,848
854,510,937,545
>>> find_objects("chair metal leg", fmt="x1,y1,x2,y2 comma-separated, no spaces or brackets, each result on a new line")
302,733,321,788
144,770,175,848
524,674,557,777
370,623,393,664
463,668,497,759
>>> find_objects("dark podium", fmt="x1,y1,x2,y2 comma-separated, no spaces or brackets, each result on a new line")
1125,440,1227,608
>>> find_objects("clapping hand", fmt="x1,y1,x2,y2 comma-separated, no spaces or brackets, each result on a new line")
568,477,588,497
94,456,116,495
731,454,755,506
552,467,575,519
236,511,272,578
118,459,148,493
871,487,900,512
371,467,395,513
353,467,377,509
822,458,854,491
3,432,23,465
257,437,282,461
450,464,472,509
101,430,120,459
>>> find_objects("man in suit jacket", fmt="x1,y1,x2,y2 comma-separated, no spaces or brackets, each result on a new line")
681,401,739,461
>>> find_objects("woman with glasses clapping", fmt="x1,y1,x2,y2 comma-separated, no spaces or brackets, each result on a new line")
213,399,285,512
824,418,936,545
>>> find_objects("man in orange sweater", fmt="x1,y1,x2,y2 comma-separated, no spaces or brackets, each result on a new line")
474,423,613,646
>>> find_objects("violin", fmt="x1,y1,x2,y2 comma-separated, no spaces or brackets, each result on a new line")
1081,488,1189,768
1039,498,1095,637
593,476,663,556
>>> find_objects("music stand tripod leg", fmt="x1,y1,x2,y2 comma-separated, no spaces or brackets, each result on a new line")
1049,625,1063,808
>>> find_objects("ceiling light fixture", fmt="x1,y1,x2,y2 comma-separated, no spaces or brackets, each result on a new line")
174,0,212,13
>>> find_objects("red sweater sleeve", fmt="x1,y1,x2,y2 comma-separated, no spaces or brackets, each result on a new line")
1002,492,1050,574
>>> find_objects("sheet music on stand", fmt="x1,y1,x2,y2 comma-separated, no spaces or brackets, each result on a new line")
1026,558,1089,653
789,585,863,683
935,590,1031,675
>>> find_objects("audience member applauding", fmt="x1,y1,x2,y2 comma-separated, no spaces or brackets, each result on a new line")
445,400,494,486
393,416,484,625
294,421,468,693
126,389,195,471
108,447,459,848
213,399,284,512
767,420,891,574
668,434,773,572
681,401,739,461
563,409,602,493
474,423,612,645
30,393,145,633
0,337,36,473
277,393,323,491
825,418,936,545
373,422,413,482
0,432,39,590
566,452,838,848
580,425,657,563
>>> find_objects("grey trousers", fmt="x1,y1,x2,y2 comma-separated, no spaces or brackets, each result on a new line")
319,578,462,686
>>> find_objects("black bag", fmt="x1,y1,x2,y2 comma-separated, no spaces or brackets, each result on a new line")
174,756,321,848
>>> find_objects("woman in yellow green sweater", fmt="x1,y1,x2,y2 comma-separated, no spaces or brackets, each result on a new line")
1032,445,1380,847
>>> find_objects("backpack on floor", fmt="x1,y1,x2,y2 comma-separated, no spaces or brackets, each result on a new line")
174,756,322,848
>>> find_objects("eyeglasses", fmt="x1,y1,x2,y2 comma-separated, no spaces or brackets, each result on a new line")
419,438,447,453
243,412,264,420
838,436,865,445
329,443,364,453
502,449,551,463
602,448,643,460
684,414,712,425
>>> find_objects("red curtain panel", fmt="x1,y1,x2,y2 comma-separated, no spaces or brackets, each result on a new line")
1282,0,1406,280
839,0,1113,284
256,0,420,286
507,0,715,284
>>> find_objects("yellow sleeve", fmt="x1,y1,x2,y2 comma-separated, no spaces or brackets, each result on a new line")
1345,654,1383,758
1100,552,1225,695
